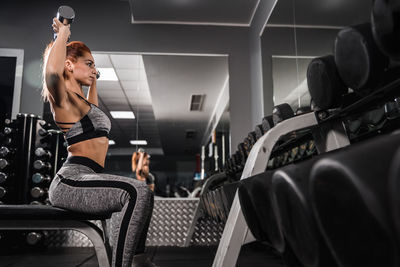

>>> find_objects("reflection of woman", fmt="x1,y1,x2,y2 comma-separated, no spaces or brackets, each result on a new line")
132,151,155,191
44,18,155,267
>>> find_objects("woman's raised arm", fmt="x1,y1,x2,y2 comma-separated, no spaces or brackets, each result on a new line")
44,18,70,105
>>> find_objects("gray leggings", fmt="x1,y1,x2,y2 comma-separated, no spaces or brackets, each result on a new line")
48,156,154,267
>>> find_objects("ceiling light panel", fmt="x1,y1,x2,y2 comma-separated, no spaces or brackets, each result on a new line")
130,140,148,145
110,54,142,69
92,53,113,68
97,68,118,81
110,111,135,119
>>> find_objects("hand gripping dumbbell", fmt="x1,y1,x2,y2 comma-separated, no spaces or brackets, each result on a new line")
54,5,75,41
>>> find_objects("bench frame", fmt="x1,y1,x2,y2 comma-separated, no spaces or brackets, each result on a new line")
0,218,112,267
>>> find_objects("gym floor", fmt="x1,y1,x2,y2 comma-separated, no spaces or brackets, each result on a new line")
0,241,284,267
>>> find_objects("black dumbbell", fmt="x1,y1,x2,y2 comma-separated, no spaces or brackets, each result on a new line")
335,23,389,92
54,6,75,41
254,124,264,139
371,0,400,61
248,131,257,145
262,115,274,132
307,55,348,110
272,103,295,126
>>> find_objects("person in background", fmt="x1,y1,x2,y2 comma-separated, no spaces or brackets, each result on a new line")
132,150,155,191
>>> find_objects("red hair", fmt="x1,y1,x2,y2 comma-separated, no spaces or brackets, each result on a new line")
42,41,92,102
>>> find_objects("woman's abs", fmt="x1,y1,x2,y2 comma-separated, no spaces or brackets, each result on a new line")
67,136,109,167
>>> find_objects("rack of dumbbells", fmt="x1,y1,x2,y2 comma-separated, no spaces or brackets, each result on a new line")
0,114,66,252
213,2,400,267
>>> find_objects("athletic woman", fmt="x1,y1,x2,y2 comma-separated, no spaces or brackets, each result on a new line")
45,17,155,267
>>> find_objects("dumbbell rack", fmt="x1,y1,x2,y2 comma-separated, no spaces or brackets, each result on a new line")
213,76,400,267
0,113,66,250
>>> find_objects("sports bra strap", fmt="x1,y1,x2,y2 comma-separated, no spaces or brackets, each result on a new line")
74,92,92,106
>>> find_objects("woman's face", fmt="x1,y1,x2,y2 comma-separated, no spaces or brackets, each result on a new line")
70,52,97,86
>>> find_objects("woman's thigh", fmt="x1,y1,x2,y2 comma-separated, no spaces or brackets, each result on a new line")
50,171,149,215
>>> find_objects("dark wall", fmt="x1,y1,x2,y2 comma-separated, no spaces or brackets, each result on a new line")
0,56,16,127
0,0,258,152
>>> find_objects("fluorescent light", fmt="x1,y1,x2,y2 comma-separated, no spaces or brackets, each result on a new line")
97,68,118,81
130,140,147,145
108,140,115,145
110,111,135,119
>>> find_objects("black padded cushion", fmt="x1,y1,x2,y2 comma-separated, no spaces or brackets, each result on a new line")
335,23,388,91
0,205,111,220
307,55,347,110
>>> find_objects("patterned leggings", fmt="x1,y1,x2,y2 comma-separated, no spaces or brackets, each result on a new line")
49,156,154,267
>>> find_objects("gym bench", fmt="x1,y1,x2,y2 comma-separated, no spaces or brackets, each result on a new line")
0,205,112,267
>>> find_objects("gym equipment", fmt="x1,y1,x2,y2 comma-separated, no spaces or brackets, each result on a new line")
254,124,264,139
272,103,295,125
311,133,400,267
335,23,388,91
307,55,348,110
54,6,75,41
272,159,340,267
262,115,274,132
0,205,112,267
238,171,284,252
371,0,400,60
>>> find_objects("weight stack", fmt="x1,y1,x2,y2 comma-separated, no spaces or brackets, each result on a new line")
0,114,67,250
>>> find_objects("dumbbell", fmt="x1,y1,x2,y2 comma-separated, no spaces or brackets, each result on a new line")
335,23,389,92
311,133,400,267
273,158,340,267
254,124,264,139
307,55,348,110
237,143,247,162
54,6,75,41
272,104,295,126
262,115,274,132
238,171,284,251
247,131,257,146
371,0,400,61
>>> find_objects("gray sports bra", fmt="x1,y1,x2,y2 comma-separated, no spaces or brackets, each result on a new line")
55,92,111,146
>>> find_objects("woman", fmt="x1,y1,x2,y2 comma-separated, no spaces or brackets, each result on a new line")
45,17,155,267
131,151,155,191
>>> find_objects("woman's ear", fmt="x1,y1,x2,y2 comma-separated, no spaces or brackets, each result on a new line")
65,60,73,72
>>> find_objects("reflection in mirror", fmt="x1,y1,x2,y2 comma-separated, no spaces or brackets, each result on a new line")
86,53,230,197
262,0,370,114
272,56,313,111
0,48,24,125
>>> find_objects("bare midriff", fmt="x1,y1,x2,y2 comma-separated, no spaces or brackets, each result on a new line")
67,136,109,167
